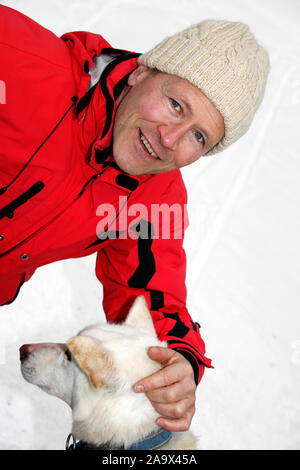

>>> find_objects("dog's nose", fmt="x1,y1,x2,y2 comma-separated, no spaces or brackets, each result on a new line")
19,344,30,361
19,343,42,361
19,342,68,361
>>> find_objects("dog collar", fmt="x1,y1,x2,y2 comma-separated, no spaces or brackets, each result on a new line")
66,428,172,451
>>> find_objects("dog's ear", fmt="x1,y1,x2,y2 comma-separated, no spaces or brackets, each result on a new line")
67,336,114,389
125,296,157,336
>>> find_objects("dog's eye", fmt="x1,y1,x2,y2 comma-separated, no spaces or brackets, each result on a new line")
65,349,72,361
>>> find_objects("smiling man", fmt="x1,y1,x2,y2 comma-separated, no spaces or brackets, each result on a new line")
0,5,269,447
112,67,225,174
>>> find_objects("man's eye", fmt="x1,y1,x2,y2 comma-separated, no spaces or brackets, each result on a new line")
170,98,181,112
193,130,204,144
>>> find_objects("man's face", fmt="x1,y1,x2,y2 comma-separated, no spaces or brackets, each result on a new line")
112,66,225,175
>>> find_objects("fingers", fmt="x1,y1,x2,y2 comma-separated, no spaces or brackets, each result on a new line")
144,374,196,432
146,382,196,428
135,364,181,393
147,346,177,366
151,396,195,420
134,347,194,393
133,347,197,432
145,378,195,404
156,405,196,432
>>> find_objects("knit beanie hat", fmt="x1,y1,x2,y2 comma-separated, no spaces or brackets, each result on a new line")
138,20,270,155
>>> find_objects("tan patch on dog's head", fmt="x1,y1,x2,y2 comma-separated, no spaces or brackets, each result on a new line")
67,336,114,389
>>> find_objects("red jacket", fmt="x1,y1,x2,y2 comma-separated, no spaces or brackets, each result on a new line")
0,5,212,383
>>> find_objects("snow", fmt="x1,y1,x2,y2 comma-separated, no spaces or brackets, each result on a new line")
1,0,300,450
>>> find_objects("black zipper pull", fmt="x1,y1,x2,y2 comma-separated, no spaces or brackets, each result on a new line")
0,187,7,196
77,173,102,198
0,181,45,221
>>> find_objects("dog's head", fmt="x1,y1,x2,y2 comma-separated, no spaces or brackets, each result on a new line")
20,296,165,444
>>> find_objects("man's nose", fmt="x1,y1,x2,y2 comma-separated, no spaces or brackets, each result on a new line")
158,123,187,150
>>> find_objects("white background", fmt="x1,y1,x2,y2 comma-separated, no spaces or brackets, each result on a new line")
0,0,300,450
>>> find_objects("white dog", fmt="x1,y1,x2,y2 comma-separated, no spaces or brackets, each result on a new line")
20,296,197,450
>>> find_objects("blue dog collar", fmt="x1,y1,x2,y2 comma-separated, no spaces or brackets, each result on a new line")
66,428,172,451
127,429,172,450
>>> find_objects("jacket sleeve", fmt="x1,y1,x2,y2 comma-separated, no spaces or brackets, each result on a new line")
95,175,213,385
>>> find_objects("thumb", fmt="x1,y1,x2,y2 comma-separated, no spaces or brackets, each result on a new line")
147,346,175,365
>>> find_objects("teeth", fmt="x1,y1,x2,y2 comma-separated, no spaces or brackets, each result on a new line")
140,131,159,158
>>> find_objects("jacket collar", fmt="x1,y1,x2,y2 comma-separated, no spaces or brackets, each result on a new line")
65,428,172,451
75,49,140,169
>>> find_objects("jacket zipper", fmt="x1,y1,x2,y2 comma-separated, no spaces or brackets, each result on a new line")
0,181,45,220
0,171,104,258
76,172,103,198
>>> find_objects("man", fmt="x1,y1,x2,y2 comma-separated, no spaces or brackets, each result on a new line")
0,5,269,435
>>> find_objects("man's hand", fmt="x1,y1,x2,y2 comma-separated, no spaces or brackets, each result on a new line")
134,346,196,432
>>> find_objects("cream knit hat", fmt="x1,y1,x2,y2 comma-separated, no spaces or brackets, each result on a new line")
138,20,270,155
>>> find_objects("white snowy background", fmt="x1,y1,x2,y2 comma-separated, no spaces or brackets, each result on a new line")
0,0,300,450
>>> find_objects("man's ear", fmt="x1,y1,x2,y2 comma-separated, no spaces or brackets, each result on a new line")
67,336,114,389
127,64,152,86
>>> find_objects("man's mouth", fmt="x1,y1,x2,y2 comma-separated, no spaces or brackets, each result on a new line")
139,129,159,159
